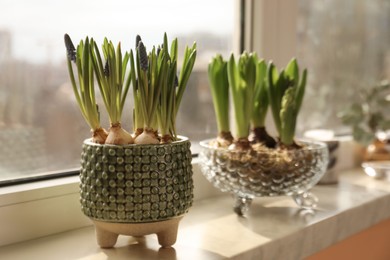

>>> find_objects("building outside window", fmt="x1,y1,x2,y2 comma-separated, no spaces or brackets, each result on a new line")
0,0,234,183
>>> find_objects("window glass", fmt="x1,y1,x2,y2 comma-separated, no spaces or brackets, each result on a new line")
0,0,233,182
296,0,390,134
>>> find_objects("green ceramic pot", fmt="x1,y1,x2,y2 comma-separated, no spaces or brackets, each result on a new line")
79,136,194,224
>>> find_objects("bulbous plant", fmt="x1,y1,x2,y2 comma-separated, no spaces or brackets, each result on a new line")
207,54,308,151
251,59,276,148
227,52,257,151
267,58,307,149
64,35,108,144
64,33,196,145
208,55,233,147
90,38,134,145
208,52,275,150
132,34,197,144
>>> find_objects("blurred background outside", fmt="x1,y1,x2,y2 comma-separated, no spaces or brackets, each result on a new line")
1,0,390,182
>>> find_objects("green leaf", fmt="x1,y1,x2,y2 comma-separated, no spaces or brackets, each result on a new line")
176,43,197,115
267,62,282,134
338,103,364,125
285,58,299,88
252,59,268,127
295,68,307,113
208,55,230,133
64,36,101,131
280,87,297,145
228,53,253,139
353,126,375,145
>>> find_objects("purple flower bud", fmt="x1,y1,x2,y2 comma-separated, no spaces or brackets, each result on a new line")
138,41,148,71
104,60,109,77
174,75,179,87
136,35,142,48
64,34,76,62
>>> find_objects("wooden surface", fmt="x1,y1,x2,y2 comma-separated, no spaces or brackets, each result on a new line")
306,217,390,260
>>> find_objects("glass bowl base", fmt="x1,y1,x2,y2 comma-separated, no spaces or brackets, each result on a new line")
232,191,318,216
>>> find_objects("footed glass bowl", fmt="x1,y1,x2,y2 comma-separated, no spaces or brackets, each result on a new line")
199,139,329,215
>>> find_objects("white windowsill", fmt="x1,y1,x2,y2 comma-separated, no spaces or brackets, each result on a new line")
1,168,390,259
0,159,223,247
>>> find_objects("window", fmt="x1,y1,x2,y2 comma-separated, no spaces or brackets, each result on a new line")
0,0,234,183
246,0,390,139
296,0,390,135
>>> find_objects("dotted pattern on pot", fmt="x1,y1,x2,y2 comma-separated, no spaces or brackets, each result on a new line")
79,139,193,223
199,140,328,197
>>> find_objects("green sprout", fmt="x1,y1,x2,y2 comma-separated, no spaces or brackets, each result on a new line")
130,48,143,137
90,37,134,145
251,59,276,148
208,54,233,147
267,58,307,148
172,40,197,138
157,34,178,143
227,52,257,150
65,33,196,146
64,34,108,144
131,33,197,144
132,37,161,144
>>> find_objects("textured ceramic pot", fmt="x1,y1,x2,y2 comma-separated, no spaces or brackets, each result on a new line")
79,136,193,248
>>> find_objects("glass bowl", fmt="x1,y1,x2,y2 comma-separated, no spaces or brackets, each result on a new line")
362,161,390,180
199,139,329,215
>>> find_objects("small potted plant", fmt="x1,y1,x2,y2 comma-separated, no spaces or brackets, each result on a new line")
64,33,196,248
338,81,390,162
338,81,390,179
200,54,328,215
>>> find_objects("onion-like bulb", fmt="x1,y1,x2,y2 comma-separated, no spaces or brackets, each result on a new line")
228,138,252,151
92,127,108,144
134,128,159,144
105,123,134,145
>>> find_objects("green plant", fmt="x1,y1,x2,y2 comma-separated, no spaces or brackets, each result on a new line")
64,33,196,146
90,37,134,145
267,58,307,148
207,54,306,150
227,52,257,150
131,34,197,144
251,59,276,148
64,34,108,144
338,80,390,145
208,55,233,147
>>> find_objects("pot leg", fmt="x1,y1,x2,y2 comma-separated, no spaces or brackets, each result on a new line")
95,226,119,248
156,223,179,248
292,191,318,210
233,195,253,216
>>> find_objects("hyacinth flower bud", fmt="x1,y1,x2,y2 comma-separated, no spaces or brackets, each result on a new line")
138,41,148,71
104,60,109,77
136,35,142,48
174,75,179,87
64,34,76,62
